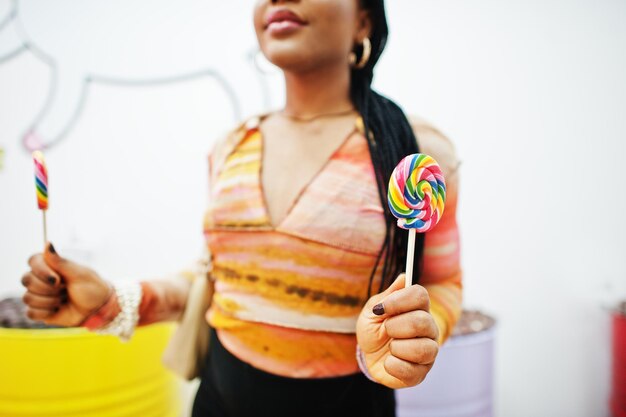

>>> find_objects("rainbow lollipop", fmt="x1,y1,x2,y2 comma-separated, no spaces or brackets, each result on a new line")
32,151,49,244
388,154,446,287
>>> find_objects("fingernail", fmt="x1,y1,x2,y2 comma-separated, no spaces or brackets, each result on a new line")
48,243,56,254
373,303,385,316
47,276,57,285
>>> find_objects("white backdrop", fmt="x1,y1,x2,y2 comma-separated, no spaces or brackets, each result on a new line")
1,1,625,416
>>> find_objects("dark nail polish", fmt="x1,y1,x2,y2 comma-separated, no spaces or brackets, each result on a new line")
373,303,385,316
48,243,56,254
47,276,57,285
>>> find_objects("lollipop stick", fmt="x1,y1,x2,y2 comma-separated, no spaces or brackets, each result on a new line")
42,211,48,246
405,229,416,287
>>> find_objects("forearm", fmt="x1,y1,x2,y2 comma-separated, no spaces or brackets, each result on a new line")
81,274,192,331
423,275,462,345
409,113,463,345
138,275,192,326
420,164,462,344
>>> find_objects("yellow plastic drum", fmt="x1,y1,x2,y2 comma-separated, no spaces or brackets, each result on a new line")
0,323,181,417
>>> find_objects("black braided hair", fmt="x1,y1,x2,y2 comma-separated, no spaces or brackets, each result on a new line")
351,0,425,296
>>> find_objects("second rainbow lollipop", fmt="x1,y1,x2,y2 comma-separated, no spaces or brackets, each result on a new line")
388,153,446,287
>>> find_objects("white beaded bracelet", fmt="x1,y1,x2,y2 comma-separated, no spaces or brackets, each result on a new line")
94,281,142,342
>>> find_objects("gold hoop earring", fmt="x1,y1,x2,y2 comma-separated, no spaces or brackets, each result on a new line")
349,37,371,69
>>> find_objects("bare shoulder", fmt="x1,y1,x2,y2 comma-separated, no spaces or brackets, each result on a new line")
408,115,460,181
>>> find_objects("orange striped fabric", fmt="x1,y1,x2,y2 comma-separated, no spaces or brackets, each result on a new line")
203,116,462,378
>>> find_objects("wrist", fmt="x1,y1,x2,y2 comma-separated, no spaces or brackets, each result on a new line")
356,345,377,383
83,281,142,342
81,284,121,330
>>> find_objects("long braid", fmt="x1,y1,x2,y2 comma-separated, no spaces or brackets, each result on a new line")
351,0,425,295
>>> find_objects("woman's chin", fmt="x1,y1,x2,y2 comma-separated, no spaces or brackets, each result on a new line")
262,44,315,72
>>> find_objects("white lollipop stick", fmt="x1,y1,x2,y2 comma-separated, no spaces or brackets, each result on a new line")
42,211,48,246
404,229,416,287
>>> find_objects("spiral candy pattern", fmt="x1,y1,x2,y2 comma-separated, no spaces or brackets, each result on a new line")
388,153,446,232
32,151,48,210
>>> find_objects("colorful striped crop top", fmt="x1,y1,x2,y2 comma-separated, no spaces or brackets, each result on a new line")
203,115,462,378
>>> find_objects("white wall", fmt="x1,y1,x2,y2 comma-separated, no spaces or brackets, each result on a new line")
380,2,626,416
1,1,625,416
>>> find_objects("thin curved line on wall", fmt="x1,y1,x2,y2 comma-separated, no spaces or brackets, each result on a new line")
0,0,17,32
249,48,271,110
28,53,57,132
0,0,23,63
19,65,244,152
0,43,25,64
37,66,88,148
13,3,54,65
91,68,241,119
4,1,243,152
23,66,245,152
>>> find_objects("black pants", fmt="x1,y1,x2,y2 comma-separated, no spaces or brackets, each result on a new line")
191,329,396,417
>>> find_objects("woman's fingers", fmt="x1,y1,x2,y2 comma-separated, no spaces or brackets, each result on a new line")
389,338,439,365
384,309,439,340
22,254,67,323
375,283,430,317
25,306,57,321
27,254,62,287
384,354,432,387
22,291,64,310
21,272,65,296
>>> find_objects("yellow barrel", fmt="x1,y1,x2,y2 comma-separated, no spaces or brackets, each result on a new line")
0,323,181,417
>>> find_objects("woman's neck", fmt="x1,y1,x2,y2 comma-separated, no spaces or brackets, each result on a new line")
283,64,353,117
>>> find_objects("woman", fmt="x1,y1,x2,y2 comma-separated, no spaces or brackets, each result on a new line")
21,1,462,416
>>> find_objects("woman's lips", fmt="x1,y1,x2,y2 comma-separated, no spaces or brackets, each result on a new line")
265,9,307,36
267,20,304,35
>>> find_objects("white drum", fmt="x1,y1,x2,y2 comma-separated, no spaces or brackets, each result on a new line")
396,322,496,417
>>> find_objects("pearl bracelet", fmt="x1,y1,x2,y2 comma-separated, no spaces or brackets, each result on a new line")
94,281,142,342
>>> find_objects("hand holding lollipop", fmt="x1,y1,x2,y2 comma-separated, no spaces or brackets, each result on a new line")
388,153,446,287
25,151,115,327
